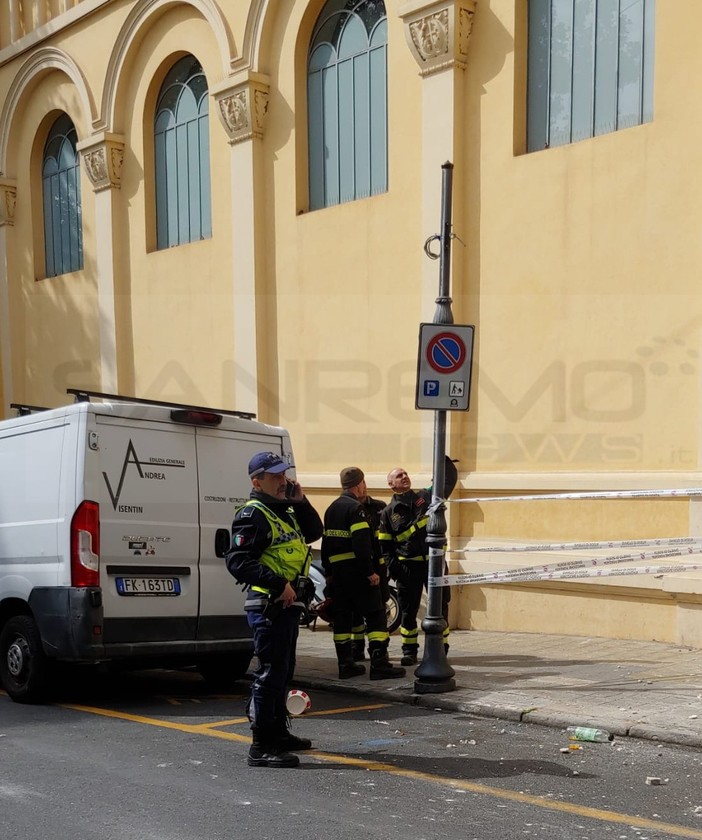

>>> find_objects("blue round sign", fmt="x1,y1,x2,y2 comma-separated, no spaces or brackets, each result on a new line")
426,332,466,374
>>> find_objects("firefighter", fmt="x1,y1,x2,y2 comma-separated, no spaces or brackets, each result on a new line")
322,467,405,681
378,457,458,666
225,451,323,768
350,491,390,662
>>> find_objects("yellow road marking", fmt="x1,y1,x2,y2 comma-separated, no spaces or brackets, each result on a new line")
59,702,702,840
59,703,251,743
193,703,391,731
306,703,389,717
196,717,249,729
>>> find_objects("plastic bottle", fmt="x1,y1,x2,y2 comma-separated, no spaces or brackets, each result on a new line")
567,726,613,742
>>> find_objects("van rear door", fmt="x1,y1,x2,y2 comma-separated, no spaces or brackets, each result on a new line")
92,415,200,645
195,428,286,637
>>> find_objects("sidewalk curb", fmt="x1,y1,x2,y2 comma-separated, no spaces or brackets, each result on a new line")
291,671,702,749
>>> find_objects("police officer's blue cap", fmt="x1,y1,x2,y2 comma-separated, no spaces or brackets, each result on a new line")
248,451,293,478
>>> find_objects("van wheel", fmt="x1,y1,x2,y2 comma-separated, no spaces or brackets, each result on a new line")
197,652,253,689
0,616,51,704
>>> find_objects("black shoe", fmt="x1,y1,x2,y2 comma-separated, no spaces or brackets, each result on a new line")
338,662,365,679
400,653,418,666
369,654,406,680
247,745,300,768
352,648,367,662
276,732,313,751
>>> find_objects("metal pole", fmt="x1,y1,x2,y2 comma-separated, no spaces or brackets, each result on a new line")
414,162,457,694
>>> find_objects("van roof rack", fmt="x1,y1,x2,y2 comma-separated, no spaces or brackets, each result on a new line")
66,389,256,420
10,403,51,416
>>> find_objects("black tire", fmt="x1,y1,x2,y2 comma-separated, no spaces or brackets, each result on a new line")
197,651,253,689
386,588,401,635
0,615,51,704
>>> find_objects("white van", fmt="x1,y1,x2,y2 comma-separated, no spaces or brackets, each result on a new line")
0,389,296,702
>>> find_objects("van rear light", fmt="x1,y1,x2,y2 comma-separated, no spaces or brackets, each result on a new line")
170,409,222,426
71,500,100,587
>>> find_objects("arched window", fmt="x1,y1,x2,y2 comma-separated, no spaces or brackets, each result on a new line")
42,113,83,277
308,0,388,210
154,55,212,249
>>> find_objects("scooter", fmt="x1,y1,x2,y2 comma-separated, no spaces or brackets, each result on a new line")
300,556,401,635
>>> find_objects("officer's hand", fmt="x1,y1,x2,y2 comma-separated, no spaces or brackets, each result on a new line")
278,582,297,607
285,480,304,502
368,573,380,586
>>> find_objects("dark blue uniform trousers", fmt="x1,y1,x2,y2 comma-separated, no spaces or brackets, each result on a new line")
246,606,300,741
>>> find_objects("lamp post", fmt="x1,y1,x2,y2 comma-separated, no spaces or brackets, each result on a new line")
414,161,457,694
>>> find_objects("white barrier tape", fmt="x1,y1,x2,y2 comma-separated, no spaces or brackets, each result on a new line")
450,487,702,505
450,536,702,554
431,561,702,587
433,546,702,586
427,498,447,516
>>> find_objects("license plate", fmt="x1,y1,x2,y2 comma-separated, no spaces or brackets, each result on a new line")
115,577,181,596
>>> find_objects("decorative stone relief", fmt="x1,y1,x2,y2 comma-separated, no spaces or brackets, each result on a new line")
214,74,270,145
457,2,477,64
0,179,17,227
401,0,477,76
410,9,450,61
77,134,124,192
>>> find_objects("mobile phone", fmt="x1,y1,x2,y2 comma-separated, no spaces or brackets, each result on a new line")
285,480,297,499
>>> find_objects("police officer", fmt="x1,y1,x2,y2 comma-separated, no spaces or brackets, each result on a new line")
378,457,458,666
225,451,323,768
322,467,405,681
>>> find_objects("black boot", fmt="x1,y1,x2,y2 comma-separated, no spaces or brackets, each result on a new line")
400,649,418,666
351,641,366,661
339,660,366,679
275,716,312,751
370,649,406,680
247,729,299,768
336,641,365,679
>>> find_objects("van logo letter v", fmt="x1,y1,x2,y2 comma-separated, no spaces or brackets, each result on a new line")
103,440,145,510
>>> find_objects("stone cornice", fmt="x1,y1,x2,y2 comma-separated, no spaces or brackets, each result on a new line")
0,177,17,226
399,0,477,76
76,132,125,192
212,72,270,145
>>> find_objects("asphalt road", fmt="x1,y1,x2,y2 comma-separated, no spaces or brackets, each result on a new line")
2,668,702,840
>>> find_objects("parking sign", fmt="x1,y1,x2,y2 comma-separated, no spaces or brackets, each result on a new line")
416,323,474,410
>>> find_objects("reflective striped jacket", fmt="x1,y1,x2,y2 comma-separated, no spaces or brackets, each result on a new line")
321,492,375,577
378,489,432,562
378,458,458,562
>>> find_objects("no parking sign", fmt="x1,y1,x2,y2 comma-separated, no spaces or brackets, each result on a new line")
416,323,475,410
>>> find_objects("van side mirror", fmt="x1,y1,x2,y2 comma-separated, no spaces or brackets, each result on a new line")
214,528,231,558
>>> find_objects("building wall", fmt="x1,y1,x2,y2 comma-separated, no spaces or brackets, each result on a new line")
1,0,702,644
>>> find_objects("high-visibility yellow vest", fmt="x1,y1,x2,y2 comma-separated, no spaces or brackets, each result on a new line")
241,500,310,595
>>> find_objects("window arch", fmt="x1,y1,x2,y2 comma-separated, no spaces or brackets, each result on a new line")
307,0,388,210
154,55,212,249
42,113,83,277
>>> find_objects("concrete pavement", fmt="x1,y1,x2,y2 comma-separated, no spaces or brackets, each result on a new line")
293,626,702,748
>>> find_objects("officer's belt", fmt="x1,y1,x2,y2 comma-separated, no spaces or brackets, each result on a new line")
244,595,268,610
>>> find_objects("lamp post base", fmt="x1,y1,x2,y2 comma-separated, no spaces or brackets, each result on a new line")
413,624,456,694
414,676,457,694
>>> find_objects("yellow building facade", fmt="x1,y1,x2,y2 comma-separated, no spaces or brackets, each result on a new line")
2,0,701,645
